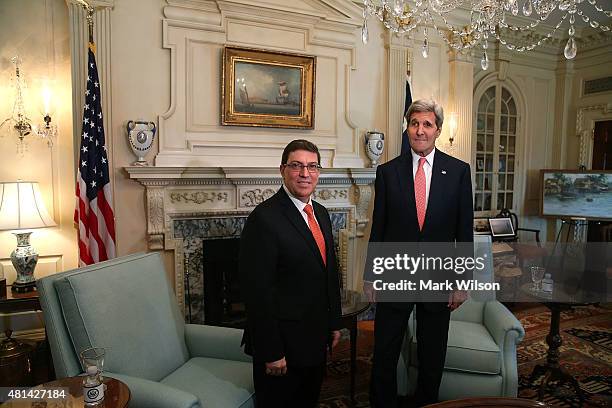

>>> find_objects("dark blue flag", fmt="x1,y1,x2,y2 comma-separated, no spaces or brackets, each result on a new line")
400,78,412,156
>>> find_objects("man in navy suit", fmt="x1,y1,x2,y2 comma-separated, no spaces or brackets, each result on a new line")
366,100,474,407
239,139,342,408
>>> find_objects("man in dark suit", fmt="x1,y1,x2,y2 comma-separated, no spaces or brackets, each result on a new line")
366,99,474,407
239,139,342,408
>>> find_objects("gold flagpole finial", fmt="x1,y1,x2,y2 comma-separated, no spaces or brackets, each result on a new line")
74,0,95,44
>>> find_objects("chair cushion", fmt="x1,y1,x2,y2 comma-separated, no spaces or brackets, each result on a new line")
411,320,501,375
54,252,189,381
161,357,255,408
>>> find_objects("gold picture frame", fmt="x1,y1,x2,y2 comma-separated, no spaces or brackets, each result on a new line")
222,46,316,129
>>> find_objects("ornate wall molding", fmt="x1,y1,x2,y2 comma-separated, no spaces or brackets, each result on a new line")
158,0,365,167
146,186,166,250
239,188,276,207
313,188,349,201
170,191,229,204
576,103,612,168
385,33,411,159
447,48,474,163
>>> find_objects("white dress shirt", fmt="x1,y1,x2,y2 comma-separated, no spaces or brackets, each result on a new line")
411,147,436,209
282,184,320,227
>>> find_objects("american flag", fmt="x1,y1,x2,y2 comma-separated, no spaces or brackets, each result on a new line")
74,45,116,265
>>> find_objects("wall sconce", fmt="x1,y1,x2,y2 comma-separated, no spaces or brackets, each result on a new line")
0,181,56,293
0,56,56,154
447,112,459,147
39,82,57,142
441,111,459,156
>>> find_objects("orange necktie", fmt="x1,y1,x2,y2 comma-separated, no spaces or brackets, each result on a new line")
415,157,427,231
304,204,327,265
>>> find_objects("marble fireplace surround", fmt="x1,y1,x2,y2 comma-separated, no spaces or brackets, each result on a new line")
125,166,375,315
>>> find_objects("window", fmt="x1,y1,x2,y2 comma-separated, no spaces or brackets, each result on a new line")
473,85,518,214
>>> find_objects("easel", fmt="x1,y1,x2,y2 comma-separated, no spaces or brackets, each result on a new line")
546,217,588,271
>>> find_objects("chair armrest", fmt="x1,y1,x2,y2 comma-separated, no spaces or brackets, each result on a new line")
105,371,199,408
516,227,540,243
483,301,525,397
184,324,252,363
483,301,525,347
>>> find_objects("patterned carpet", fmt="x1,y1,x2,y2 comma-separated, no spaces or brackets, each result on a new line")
319,304,612,407
515,304,612,407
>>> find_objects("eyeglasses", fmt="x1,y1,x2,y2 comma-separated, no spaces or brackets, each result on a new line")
283,162,322,173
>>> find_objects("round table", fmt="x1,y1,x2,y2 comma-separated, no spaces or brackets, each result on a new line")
423,396,550,407
519,283,596,403
2,376,130,407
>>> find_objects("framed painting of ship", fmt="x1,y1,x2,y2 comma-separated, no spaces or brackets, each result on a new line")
540,169,612,221
221,46,316,129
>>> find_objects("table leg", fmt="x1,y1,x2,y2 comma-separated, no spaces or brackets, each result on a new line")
44,328,55,381
349,317,357,405
529,304,585,403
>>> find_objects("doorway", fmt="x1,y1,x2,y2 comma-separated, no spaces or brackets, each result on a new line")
587,120,612,242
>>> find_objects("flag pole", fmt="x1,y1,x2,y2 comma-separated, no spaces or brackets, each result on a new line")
74,0,95,47
73,0,116,265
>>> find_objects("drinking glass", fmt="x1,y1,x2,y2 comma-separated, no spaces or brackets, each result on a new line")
531,266,545,292
80,347,105,381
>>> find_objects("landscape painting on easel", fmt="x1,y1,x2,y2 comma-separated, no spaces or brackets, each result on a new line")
540,170,612,221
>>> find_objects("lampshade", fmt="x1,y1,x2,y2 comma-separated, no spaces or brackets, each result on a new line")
0,181,56,231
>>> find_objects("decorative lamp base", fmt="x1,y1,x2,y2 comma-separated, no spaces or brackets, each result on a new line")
11,280,36,293
10,232,39,293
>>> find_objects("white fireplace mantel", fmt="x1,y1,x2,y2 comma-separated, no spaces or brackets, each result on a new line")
125,166,375,306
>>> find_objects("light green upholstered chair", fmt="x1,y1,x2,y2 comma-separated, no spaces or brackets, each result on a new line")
37,252,254,408
397,235,525,400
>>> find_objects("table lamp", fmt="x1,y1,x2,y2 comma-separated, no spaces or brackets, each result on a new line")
0,181,56,293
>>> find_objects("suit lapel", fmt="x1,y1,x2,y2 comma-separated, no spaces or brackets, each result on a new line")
424,150,448,231
278,188,326,268
396,154,418,227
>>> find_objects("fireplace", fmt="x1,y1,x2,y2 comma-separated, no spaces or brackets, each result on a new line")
185,237,244,327
175,211,349,325
125,166,375,322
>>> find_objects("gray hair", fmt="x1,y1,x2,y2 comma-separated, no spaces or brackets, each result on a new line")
405,99,444,129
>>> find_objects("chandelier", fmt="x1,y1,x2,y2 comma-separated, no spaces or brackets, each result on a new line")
361,1,611,70
0,57,56,154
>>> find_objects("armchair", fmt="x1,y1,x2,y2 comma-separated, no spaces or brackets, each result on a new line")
397,236,525,400
37,252,254,408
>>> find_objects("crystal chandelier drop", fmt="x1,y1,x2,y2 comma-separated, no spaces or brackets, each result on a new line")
0,57,56,154
362,1,611,69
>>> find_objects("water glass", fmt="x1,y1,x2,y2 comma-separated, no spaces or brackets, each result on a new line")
80,347,105,381
530,266,545,292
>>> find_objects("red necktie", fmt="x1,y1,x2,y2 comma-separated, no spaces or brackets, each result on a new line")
304,204,327,265
415,157,427,231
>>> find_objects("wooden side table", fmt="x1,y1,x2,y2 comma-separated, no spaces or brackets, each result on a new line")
424,396,550,407
0,287,48,386
0,287,41,314
1,376,130,407
338,290,370,405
